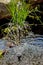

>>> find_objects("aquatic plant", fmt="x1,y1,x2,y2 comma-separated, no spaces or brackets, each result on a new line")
7,0,28,26
5,0,29,44
3,0,42,44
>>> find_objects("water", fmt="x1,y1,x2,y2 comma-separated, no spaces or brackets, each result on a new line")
29,35,43,47
0,34,43,65
0,40,7,50
21,35,43,48
0,34,43,50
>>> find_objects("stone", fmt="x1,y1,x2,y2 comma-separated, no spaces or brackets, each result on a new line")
0,0,10,4
6,42,15,48
0,3,10,19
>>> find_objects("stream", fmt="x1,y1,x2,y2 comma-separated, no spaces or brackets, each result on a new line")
0,33,43,65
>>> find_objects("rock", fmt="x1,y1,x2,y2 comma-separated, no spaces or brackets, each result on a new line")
0,0,10,4
17,54,22,61
0,3,10,19
6,42,15,48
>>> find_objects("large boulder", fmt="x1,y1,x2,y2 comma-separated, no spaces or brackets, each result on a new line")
0,0,10,4
0,0,11,19
0,3,10,19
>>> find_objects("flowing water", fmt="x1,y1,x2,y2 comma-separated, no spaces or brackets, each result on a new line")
0,34,43,65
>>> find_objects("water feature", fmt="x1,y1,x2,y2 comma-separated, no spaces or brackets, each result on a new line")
0,33,43,65
0,39,7,50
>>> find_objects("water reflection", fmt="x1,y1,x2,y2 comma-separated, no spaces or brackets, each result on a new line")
21,35,43,48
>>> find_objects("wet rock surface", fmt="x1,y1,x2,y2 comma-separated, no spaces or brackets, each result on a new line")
0,35,43,65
